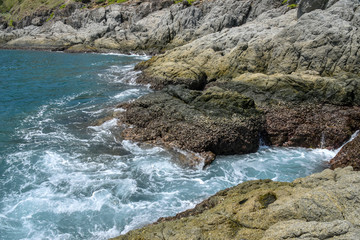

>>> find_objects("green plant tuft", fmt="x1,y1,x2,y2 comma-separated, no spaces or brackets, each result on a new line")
46,12,54,22
174,0,196,5
281,0,298,9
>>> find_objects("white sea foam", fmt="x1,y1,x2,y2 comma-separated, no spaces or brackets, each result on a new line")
88,118,118,132
122,140,165,155
114,108,126,112
2,144,334,240
113,89,141,100
336,130,359,152
99,52,150,60
89,225,121,240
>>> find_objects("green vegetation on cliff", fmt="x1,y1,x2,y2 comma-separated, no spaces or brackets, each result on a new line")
0,0,65,20
174,0,195,5
0,0,128,23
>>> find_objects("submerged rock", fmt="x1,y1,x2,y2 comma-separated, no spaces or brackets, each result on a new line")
330,133,360,170
112,167,360,240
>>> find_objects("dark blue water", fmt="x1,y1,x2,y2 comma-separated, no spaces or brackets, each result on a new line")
0,50,336,240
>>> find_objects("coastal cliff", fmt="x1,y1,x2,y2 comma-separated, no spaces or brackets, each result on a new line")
2,0,360,239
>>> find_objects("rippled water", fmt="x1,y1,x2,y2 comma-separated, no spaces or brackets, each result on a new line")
0,50,336,240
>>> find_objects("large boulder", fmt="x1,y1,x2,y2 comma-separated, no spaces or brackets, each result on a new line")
112,167,360,240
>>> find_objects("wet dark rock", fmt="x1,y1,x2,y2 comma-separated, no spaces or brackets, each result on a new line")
117,69,360,165
116,86,264,165
330,133,360,170
206,73,360,149
264,104,360,149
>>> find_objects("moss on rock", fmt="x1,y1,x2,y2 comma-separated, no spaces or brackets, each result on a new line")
258,192,277,209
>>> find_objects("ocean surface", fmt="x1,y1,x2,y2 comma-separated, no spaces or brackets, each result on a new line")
0,50,337,240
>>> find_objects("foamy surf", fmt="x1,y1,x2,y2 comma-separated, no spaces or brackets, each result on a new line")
0,50,340,240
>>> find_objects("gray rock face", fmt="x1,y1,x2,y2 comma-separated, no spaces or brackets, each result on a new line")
0,0,289,52
1,0,358,60
297,0,330,18
138,0,360,86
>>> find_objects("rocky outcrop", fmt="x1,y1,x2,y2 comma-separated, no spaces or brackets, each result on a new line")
116,0,360,161
118,71,360,161
330,133,360,170
207,73,360,149
116,85,264,166
112,167,360,240
137,0,360,84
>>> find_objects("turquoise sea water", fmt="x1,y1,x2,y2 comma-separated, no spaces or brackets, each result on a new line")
0,50,336,240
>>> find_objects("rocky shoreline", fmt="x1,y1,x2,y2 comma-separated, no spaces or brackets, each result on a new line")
2,0,360,239
111,166,360,240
